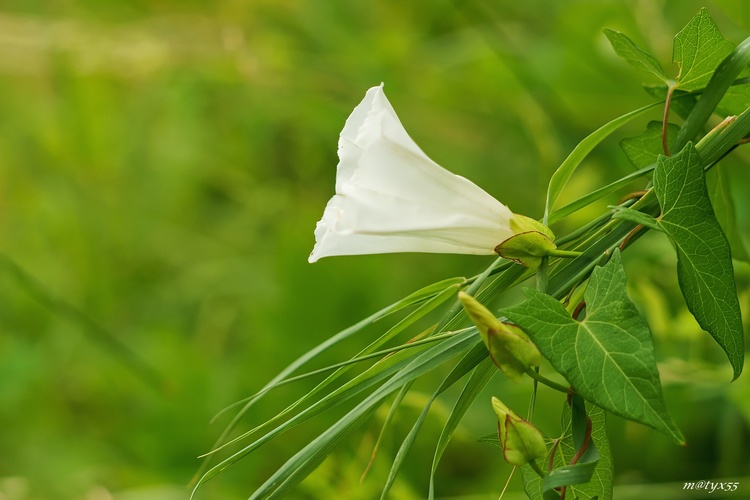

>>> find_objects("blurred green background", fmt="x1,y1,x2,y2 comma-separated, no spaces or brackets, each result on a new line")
1,1,750,498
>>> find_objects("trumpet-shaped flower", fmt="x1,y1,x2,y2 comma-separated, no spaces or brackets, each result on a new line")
309,84,519,263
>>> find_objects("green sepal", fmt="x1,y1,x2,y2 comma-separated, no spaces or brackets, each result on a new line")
458,292,541,382
495,214,557,268
522,397,613,500
492,397,547,467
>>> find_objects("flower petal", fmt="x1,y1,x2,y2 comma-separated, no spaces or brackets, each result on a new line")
310,85,514,263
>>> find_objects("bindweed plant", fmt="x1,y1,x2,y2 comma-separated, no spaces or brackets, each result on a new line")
193,9,748,499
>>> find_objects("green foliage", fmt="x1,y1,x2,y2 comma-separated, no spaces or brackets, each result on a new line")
522,399,612,500
652,144,744,379
3,3,750,500
707,167,750,261
544,101,661,221
213,8,748,498
605,8,734,92
620,121,680,170
502,251,683,442
672,8,734,91
204,5,750,490
603,29,669,84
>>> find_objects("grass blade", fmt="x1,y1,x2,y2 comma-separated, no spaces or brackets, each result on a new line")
242,329,480,499
379,341,489,499
428,357,497,499
544,101,662,221
674,37,750,151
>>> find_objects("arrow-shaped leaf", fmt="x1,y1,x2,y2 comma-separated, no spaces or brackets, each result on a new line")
620,121,680,170
653,143,744,379
502,250,684,442
673,8,734,91
604,29,668,84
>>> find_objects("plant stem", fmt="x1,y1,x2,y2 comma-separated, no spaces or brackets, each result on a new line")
525,368,574,394
662,85,675,156
536,256,549,293
547,249,583,259
528,459,546,478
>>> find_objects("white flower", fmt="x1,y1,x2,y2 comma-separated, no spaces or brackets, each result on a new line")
308,84,515,263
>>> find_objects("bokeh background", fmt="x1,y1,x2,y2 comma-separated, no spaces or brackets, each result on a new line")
1,1,750,498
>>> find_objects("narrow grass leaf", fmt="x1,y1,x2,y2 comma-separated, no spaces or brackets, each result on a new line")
428,357,496,499
361,383,412,483
544,101,663,219
379,342,489,499
201,278,462,469
548,165,653,224
697,105,750,166
244,330,480,499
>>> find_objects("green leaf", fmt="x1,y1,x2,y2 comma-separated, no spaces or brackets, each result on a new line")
522,400,613,500
501,250,684,442
673,36,750,152
604,29,668,83
652,143,745,379
620,121,680,169
673,8,734,91
706,167,750,262
716,79,750,116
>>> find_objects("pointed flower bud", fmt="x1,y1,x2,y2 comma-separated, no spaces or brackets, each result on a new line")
491,397,547,466
458,291,541,381
494,214,557,268
309,84,551,264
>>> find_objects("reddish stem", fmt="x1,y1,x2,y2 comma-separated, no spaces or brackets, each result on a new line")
616,190,648,206
570,416,593,466
548,439,561,472
572,301,586,320
619,224,645,251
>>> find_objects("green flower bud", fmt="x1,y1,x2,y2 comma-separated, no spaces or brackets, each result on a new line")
491,397,547,466
494,214,556,268
458,292,541,382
